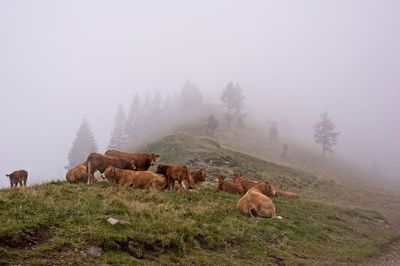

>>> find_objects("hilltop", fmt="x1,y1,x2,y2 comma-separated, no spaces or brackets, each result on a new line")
1,134,399,265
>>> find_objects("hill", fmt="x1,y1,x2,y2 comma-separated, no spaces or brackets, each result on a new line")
1,134,398,265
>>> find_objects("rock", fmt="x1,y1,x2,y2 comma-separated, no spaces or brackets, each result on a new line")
107,217,131,225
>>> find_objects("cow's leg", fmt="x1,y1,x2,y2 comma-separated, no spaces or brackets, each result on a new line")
10,181,13,188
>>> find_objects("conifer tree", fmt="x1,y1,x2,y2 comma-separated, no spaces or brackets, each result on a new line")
313,111,340,157
124,93,141,145
220,82,246,128
108,103,126,150
66,119,97,169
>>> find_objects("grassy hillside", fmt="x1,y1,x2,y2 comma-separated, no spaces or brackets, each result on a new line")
0,134,398,265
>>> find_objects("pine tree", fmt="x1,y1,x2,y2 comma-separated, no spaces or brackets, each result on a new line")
313,111,340,157
152,90,162,110
205,115,219,137
179,80,203,108
124,93,141,146
108,103,126,150
66,119,97,169
220,82,246,128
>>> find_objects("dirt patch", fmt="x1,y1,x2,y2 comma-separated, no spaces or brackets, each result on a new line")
102,237,179,260
0,225,50,249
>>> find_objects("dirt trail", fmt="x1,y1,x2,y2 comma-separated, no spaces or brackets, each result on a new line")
357,239,400,266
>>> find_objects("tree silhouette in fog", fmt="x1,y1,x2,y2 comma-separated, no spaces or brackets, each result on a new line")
179,80,203,108
108,103,126,150
124,93,141,146
205,115,219,137
220,82,246,128
313,111,340,157
66,119,97,169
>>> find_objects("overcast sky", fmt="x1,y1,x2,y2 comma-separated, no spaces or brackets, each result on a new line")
0,1,399,187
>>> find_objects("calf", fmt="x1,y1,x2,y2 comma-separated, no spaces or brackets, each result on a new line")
86,153,136,185
102,166,166,189
66,163,87,183
236,181,281,219
218,176,244,195
232,173,259,193
155,164,191,191
105,150,159,171
276,191,299,199
190,168,208,183
6,170,28,188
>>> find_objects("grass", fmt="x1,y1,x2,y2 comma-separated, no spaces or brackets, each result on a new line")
0,182,392,265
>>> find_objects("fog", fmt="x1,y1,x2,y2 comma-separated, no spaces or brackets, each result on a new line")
1,1,399,188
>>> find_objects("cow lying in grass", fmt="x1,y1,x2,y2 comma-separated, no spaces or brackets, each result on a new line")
218,176,243,194
6,170,28,188
102,166,166,189
66,163,87,183
236,181,282,219
232,173,259,193
275,191,299,199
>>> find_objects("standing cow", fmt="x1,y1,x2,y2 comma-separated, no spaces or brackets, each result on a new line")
105,150,159,171
6,170,28,188
155,164,191,191
86,153,136,185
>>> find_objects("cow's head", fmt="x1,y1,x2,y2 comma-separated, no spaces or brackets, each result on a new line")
232,172,242,183
199,168,208,181
5,174,10,177
217,176,225,189
255,181,276,197
101,166,116,182
155,164,165,174
149,153,160,166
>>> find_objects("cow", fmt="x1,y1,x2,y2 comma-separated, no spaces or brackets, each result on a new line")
66,163,87,183
232,173,259,193
217,176,244,195
190,168,208,183
236,181,281,219
105,150,159,171
155,164,191,191
275,191,299,199
86,153,136,185
6,170,28,188
102,166,167,189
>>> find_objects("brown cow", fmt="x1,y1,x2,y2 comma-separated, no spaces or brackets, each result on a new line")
155,164,191,191
218,176,244,195
275,191,299,199
232,173,259,193
105,150,159,171
236,181,281,219
86,153,136,185
190,168,208,183
6,170,28,188
102,166,166,189
66,163,87,183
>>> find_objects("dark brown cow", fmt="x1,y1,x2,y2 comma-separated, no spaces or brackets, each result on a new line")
155,164,190,191
66,163,87,183
6,170,28,188
190,168,208,183
105,150,159,171
236,181,281,219
232,173,259,193
218,176,244,195
86,153,136,185
102,166,167,189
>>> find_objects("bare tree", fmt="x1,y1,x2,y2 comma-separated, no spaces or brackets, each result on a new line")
66,119,97,169
220,82,246,128
313,111,340,157
108,103,126,150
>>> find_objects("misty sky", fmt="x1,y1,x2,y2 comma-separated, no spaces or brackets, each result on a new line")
1,1,399,187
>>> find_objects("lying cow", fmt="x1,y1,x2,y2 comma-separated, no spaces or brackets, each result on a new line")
232,173,259,193
275,191,299,199
190,168,208,183
156,164,191,191
105,150,159,171
86,153,136,185
102,166,166,189
236,181,281,219
6,170,28,188
66,163,87,183
218,176,243,195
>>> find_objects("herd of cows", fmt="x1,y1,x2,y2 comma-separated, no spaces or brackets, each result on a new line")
5,150,299,219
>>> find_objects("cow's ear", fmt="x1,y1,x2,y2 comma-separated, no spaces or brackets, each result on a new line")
154,154,160,158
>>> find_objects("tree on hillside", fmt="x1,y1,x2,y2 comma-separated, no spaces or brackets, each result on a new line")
179,80,203,108
269,121,279,139
313,111,340,157
281,143,288,158
66,119,97,169
204,115,219,137
108,103,126,150
152,90,162,110
220,82,246,128
124,93,141,146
